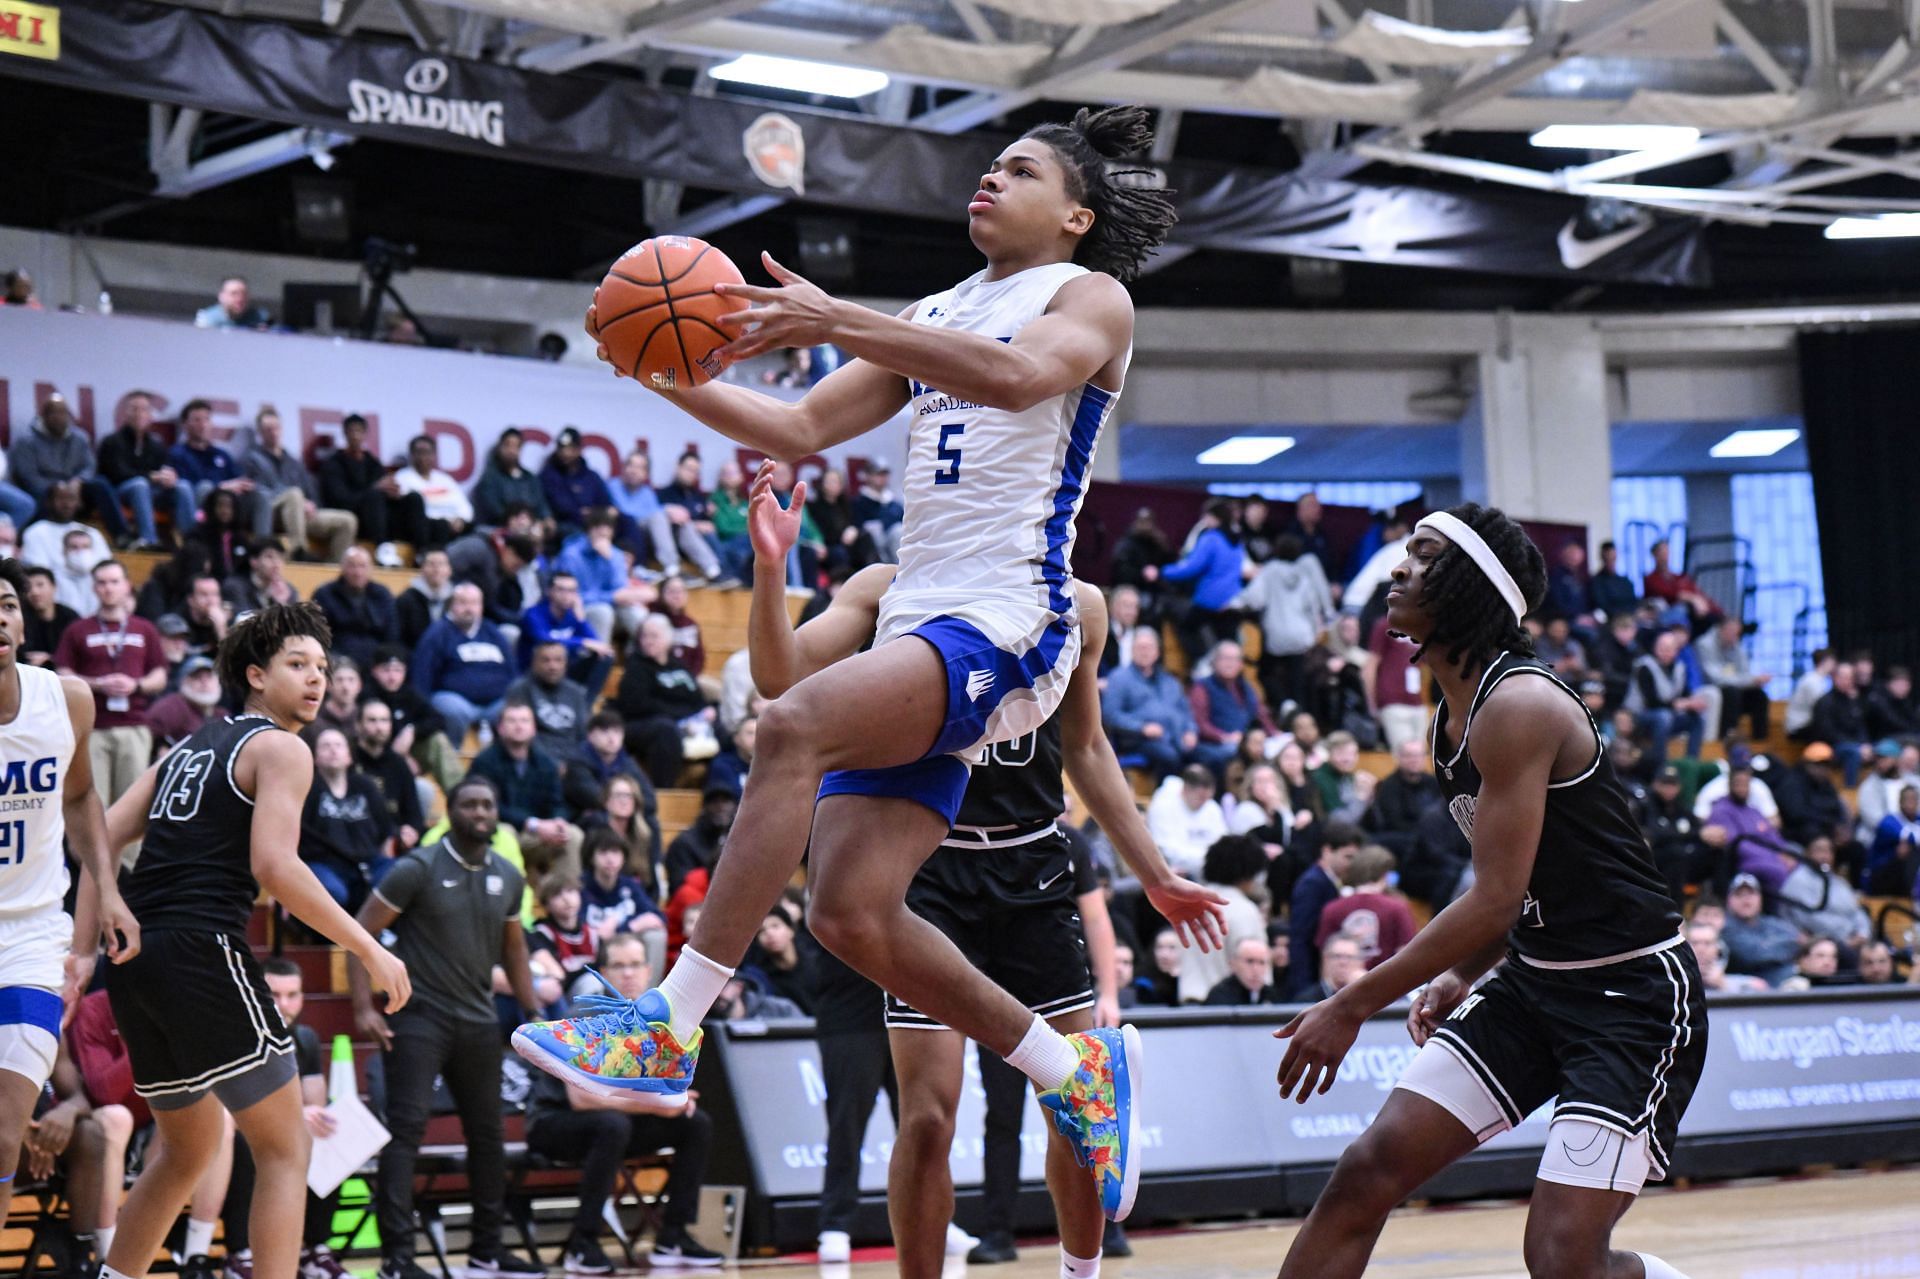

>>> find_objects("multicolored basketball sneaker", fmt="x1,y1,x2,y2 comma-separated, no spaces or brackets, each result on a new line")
511,979,700,1114
1038,1024,1143,1222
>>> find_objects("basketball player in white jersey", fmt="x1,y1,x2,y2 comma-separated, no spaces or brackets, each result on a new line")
517,106,1180,1218
736,463,1221,1276
0,556,139,1228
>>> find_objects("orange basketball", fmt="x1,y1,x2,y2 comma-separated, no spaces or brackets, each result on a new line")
588,236,747,389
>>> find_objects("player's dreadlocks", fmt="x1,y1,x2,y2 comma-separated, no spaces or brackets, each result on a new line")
1410,502,1546,674
1023,105,1178,283
217,600,333,704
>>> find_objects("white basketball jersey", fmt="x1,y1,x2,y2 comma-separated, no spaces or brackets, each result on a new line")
0,664,73,918
892,262,1126,618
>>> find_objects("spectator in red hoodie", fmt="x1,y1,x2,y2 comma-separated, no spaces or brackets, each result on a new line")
1315,845,1417,969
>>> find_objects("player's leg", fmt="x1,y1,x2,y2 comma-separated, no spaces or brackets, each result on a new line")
808,794,1040,1061
104,1095,226,1278
885,1027,967,1279
95,1103,134,1252
178,1107,235,1267
665,638,948,1029
227,1077,313,1279
1522,1180,1648,1278
1277,1090,1480,1278
1037,1010,1103,1268
0,1064,40,1224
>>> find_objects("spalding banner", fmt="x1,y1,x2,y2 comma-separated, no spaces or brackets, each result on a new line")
0,309,907,485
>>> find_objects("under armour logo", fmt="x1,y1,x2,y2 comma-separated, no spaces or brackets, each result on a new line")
926,306,945,319
964,669,995,702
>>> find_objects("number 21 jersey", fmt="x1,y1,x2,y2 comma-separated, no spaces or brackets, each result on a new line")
0,664,75,919
122,713,284,939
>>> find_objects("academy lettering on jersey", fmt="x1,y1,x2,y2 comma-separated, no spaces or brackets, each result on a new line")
914,391,985,415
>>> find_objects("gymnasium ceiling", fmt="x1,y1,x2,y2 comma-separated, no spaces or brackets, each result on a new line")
12,0,1920,309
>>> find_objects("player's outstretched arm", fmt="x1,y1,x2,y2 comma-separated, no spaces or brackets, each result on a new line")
239,730,411,1014
1274,682,1563,1102
718,253,1132,413
59,679,139,983
748,484,894,698
1061,584,1227,952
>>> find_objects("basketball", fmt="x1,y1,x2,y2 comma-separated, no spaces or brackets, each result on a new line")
588,235,747,390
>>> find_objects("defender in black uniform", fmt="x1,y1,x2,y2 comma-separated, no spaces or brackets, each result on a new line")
98,604,410,1279
1275,505,1704,1279
742,466,1225,1279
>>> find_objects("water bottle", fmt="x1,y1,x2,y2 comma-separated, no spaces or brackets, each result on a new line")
329,1033,356,1106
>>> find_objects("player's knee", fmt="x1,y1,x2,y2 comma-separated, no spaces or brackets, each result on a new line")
1522,1230,1608,1279
807,893,887,965
753,697,811,762
1324,1133,1414,1218
95,1104,134,1145
893,1098,956,1160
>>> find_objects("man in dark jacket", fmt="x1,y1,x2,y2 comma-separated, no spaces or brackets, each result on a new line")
467,701,584,880
1866,666,1920,741
665,785,735,896
1361,739,1443,859
1809,663,1870,785
318,412,424,552
96,390,193,547
564,709,663,872
539,427,619,541
1772,743,1854,848
353,696,425,855
614,613,709,786
313,545,399,669
447,522,540,631
1203,936,1286,1006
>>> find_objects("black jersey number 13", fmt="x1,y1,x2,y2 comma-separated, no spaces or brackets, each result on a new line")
150,748,216,823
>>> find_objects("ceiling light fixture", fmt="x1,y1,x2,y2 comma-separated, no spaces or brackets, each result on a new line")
1196,436,1296,466
708,54,889,98
1824,213,1920,239
1530,124,1700,151
1708,428,1800,459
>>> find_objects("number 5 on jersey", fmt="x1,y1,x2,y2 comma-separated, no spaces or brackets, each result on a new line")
935,423,965,486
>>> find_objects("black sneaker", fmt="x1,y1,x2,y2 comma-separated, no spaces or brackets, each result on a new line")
560,1236,614,1276
649,1228,723,1268
378,1258,438,1279
465,1252,547,1278
180,1256,221,1279
1103,1220,1133,1258
967,1232,1018,1265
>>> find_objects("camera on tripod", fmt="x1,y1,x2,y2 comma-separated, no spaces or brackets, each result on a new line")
364,237,418,276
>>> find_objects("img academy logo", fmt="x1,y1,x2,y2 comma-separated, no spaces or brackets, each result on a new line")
347,57,506,147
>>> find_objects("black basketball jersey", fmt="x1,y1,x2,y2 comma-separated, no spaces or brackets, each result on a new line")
1432,653,1680,964
946,715,1064,848
122,713,284,940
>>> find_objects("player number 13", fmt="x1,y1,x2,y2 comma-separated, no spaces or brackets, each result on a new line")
934,423,965,486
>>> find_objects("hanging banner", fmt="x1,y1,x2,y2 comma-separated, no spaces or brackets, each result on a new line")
0,0,1709,286
0,308,907,483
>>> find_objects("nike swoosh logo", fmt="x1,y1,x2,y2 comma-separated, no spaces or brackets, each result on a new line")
1037,870,1065,891
1556,216,1653,270
443,879,461,888
1604,989,1626,998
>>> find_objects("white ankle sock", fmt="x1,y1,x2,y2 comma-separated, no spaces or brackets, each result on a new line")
100,1265,135,1279
1005,1014,1082,1092
1635,1254,1690,1279
96,1225,115,1256
1060,1248,1100,1279
184,1217,216,1258
659,946,734,1043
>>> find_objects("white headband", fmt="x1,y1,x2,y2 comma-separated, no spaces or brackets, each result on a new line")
1414,512,1527,623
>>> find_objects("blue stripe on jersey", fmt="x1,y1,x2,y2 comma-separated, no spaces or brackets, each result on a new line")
912,612,1076,758
0,986,62,1037
1040,383,1110,616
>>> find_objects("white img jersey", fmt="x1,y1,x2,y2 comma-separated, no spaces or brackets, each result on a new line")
0,664,73,917
893,262,1126,617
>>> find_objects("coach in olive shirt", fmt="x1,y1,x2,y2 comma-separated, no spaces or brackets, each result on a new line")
350,775,544,1279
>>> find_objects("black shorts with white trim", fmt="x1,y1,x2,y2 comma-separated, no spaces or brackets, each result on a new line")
884,833,1093,1031
1428,937,1708,1180
105,928,297,1111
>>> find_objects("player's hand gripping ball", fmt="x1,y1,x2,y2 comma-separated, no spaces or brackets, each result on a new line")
586,236,748,391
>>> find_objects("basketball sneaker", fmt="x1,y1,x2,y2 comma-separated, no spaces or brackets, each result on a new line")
1037,1025,1143,1223
511,978,700,1114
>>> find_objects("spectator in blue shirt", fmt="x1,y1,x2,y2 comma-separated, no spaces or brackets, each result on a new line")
1101,626,1198,780
555,510,654,643
467,700,583,880
540,427,627,544
1149,499,1244,664
520,569,616,694
655,452,727,574
1288,823,1360,999
1868,785,1920,896
167,398,261,530
412,581,517,746
609,449,723,582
